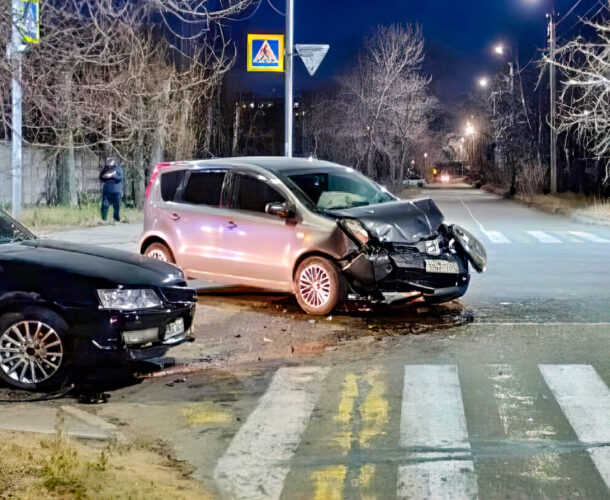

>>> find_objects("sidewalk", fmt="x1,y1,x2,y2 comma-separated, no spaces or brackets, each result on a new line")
49,223,142,253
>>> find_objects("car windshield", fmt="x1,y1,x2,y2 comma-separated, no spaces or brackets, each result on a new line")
286,169,395,211
0,211,35,244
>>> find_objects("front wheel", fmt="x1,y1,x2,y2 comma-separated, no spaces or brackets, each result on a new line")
0,307,71,391
144,242,175,264
294,257,347,316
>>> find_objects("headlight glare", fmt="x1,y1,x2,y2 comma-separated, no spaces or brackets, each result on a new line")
97,288,162,310
340,219,370,246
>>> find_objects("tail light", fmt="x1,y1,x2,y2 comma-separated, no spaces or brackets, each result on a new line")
145,162,170,199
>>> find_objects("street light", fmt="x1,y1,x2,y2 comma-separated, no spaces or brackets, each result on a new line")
494,44,504,56
478,77,489,88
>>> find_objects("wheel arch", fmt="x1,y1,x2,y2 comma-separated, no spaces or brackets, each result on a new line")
292,251,342,281
140,235,175,260
0,292,65,318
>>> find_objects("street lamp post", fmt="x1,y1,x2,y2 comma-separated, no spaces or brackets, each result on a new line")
284,0,294,158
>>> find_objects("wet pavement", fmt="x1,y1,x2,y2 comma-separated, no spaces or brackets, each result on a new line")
3,186,610,499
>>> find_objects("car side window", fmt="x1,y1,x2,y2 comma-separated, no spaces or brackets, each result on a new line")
234,174,286,213
183,171,226,206
160,170,185,202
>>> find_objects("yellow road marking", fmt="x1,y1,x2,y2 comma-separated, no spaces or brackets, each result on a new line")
333,373,358,452
182,403,232,426
311,465,347,500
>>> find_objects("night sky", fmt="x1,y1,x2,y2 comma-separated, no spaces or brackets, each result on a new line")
225,0,599,103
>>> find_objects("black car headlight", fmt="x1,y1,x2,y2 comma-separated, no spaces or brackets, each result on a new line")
339,219,370,246
97,288,162,310
451,224,487,273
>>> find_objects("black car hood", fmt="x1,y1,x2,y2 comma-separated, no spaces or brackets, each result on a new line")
328,198,445,244
0,239,184,287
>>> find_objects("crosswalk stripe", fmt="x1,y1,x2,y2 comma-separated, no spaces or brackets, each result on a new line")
539,365,610,489
527,231,562,243
397,365,478,499
483,230,511,244
568,231,610,243
214,366,329,500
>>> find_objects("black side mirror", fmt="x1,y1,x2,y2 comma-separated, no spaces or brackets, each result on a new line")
265,202,296,219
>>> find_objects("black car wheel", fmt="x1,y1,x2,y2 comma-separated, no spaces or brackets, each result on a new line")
0,307,70,391
144,242,175,264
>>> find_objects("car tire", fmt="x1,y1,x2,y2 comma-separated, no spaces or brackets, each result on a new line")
0,307,71,391
144,242,175,264
294,256,347,316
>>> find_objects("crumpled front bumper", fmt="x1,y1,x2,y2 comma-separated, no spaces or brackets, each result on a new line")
341,243,470,303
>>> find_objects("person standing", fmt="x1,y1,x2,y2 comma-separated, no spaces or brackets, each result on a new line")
99,156,123,222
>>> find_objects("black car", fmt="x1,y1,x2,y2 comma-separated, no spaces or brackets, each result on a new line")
0,211,196,390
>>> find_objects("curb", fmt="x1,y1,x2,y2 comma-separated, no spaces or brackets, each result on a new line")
59,405,127,443
571,214,610,227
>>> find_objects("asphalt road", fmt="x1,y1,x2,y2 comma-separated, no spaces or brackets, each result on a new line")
32,187,610,498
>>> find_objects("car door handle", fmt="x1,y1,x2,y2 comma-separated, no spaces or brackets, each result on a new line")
170,213,181,221
226,221,237,230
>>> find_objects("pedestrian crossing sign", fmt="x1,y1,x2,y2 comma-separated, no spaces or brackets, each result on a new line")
248,34,284,72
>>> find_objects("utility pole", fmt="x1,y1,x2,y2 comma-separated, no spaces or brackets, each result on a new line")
284,0,294,158
10,0,23,219
548,11,558,194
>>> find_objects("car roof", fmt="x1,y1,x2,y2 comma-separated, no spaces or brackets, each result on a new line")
164,156,350,175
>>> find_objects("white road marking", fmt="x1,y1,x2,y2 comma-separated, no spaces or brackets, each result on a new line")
397,365,478,499
483,230,511,244
539,365,610,489
568,231,610,243
214,366,329,500
527,231,562,244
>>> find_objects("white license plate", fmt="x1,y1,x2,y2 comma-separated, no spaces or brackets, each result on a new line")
165,318,185,339
424,259,460,274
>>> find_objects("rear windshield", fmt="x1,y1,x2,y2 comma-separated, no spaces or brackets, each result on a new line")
183,171,225,206
160,170,185,202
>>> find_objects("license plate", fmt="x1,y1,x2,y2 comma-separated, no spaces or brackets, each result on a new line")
165,318,185,339
424,259,459,274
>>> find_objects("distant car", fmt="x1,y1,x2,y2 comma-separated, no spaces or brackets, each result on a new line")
402,169,425,187
0,211,196,390
140,157,486,316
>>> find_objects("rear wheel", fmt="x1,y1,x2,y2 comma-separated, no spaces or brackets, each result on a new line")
144,242,175,264
294,257,347,316
0,307,70,391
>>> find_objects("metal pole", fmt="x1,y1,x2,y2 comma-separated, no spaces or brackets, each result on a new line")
10,0,22,219
549,11,558,194
284,0,294,158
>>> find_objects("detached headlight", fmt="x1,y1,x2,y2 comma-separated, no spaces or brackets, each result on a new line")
97,288,162,310
339,219,370,246
451,224,487,273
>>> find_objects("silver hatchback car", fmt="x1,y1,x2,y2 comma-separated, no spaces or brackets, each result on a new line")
140,157,486,315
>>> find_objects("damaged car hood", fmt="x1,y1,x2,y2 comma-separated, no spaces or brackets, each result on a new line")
328,198,444,244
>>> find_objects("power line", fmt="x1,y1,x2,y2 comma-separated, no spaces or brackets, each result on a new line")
225,0,263,22
560,0,606,37
267,0,285,16
557,0,583,26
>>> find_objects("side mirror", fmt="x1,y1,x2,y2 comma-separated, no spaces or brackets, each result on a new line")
265,202,296,219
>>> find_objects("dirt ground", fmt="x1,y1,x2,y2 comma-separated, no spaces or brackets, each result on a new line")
156,289,472,378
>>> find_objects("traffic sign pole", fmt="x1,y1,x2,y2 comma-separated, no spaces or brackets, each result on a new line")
284,0,293,158
11,0,23,220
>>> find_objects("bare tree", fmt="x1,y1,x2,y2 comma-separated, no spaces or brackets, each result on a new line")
547,3,610,186
0,0,252,206
308,24,436,191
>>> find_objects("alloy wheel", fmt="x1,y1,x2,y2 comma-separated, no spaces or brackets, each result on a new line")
0,321,63,385
299,264,332,309
148,249,168,262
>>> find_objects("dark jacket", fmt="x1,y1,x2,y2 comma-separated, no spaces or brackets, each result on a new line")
99,165,124,194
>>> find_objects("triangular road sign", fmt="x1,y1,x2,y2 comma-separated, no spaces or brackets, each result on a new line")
295,44,329,76
254,40,280,65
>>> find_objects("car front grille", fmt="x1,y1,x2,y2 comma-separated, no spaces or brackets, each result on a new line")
161,286,197,304
395,268,464,289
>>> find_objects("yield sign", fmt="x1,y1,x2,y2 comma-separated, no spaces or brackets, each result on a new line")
295,44,330,76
